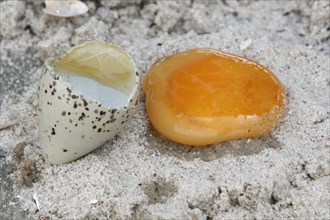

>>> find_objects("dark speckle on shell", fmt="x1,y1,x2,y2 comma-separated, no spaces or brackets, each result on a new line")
51,128,56,135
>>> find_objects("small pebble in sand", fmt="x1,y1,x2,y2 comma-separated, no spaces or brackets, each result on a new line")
143,48,285,146
90,199,98,205
240,38,252,51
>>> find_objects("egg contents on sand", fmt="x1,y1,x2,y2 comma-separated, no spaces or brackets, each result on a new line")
143,48,285,146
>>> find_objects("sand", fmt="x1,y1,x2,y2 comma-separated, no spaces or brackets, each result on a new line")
0,0,329,219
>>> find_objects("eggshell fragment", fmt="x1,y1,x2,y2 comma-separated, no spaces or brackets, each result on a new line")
43,0,88,17
38,41,139,164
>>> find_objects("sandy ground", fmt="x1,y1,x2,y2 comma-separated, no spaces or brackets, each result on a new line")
1,0,329,219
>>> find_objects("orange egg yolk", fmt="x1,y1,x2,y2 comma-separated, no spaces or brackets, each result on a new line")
143,49,285,146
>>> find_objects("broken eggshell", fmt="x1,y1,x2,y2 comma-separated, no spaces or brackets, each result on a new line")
43,0,88,17
38,41,139,164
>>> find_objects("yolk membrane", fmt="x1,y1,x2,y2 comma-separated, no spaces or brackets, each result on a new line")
54,41,134,94
143,49,285,146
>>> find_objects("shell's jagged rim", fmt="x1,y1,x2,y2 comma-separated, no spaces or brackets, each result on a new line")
47,41,139,108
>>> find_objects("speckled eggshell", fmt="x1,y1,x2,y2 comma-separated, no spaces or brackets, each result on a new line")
38,58,139,164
